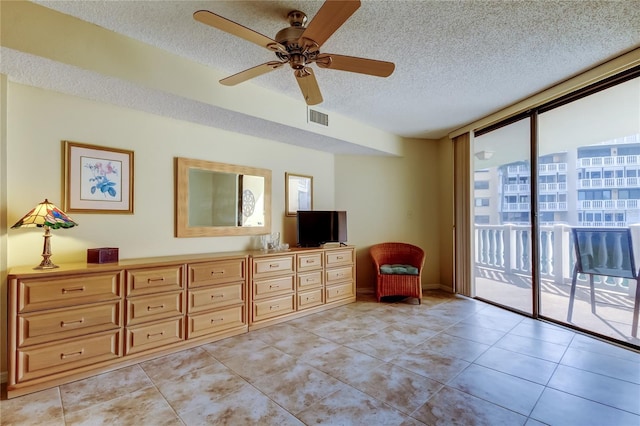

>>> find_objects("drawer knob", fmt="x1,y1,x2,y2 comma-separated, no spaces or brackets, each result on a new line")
60,318,85,327
270,305,280,310
306,259,314,264
211,270,224,275
147,331,165,339
61,349,84,359
147,277,165,283
269,264,279,268
147,304,165,311
269,284,280,289
210,318,224,323
211,294,224,299
337,256,344,260
62,286,85,294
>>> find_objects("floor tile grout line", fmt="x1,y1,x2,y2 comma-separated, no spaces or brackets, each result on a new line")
143,370,187,426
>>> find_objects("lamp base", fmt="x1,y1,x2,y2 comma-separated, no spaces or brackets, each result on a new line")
35,227,58,269
34,257,59,270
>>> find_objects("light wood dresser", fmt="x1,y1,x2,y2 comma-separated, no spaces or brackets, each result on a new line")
249,246,356,329
7,246,355,398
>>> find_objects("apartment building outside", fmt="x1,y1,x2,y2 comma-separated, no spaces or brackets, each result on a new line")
475,134,640,228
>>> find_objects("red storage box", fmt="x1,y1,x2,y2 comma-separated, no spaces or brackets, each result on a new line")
87,247,119,264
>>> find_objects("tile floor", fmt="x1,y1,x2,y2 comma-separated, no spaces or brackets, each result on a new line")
2,291,640,426
475,271,640,345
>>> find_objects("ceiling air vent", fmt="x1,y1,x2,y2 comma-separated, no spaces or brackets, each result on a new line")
308,108,329,126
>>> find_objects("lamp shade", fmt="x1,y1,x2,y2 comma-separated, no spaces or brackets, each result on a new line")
11,199,78,229
11,199,78,269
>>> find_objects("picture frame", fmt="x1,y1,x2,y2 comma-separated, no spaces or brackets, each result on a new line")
285,172,313,217
63,141,134,213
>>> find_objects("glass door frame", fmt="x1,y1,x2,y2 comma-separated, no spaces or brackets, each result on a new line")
457,65,640,349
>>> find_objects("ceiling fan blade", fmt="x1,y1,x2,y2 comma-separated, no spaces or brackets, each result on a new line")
220,62,286,86
299,0,361,51
194,10,286,53
295,67,323,105
316,54,395,77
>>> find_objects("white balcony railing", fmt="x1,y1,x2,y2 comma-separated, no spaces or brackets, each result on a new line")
539,163,568,174
579,199,639,210
578,155,640,168
503,184,530,193
579,221,627,228
538,182,567,193
578,177,640,189
475,224,640,296
505,163,570,175
539,202,568,211
503,203,530,212
507,165,530,174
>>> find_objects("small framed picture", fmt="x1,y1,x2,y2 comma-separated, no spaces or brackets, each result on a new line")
63,141,134,213
285,172,313,217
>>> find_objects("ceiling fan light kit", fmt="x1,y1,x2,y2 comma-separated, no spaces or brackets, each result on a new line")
194,0,395,106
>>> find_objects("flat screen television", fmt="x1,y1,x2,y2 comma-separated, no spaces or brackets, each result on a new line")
296,211,347,247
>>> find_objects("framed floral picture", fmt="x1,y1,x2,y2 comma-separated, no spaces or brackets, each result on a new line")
63,141,134,213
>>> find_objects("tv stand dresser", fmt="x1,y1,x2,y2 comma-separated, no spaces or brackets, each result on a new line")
6,246,355,398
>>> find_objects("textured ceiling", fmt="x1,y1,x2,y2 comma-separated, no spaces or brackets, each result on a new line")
7,1,640,151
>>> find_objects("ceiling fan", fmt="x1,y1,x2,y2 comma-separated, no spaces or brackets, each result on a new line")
193,0,395,105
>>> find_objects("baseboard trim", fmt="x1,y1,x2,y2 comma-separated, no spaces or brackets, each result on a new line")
424,283,454,292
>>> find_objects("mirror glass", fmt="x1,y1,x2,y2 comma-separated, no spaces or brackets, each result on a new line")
285,173,313,217
175,157,271,237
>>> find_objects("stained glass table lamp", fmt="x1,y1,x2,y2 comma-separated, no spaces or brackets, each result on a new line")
11,199,78,269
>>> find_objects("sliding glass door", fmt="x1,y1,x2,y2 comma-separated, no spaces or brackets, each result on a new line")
473,118,533,315
468,67,640,348
537,76,640,344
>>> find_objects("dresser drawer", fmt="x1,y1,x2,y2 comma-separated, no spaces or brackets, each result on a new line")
126,291,184,326
188,282,244,313
298,288,324,310
16,330,121,382
17,272,122,313
253,294,295,322
126,266,183,297
189,258,246,288
18,301,121,347
125,317,184,355
326,282,355,302
297,252,323,272
252,255,294,277
187,305,245,339
325,249,353,267
297,270,323,290
253,275,295,299
325,266,353,285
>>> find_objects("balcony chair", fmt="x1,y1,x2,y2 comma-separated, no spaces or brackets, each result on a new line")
370,242,425,304
568,227,640,337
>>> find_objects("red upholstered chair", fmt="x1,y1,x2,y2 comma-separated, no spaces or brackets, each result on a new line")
370,242,425,304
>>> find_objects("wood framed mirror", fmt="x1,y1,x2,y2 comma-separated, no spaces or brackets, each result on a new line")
175,157,271,237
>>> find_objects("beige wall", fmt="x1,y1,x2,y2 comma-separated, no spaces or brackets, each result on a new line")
335,137,449,293
0,75,7,381
5,83,337,262
0,82,448,380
